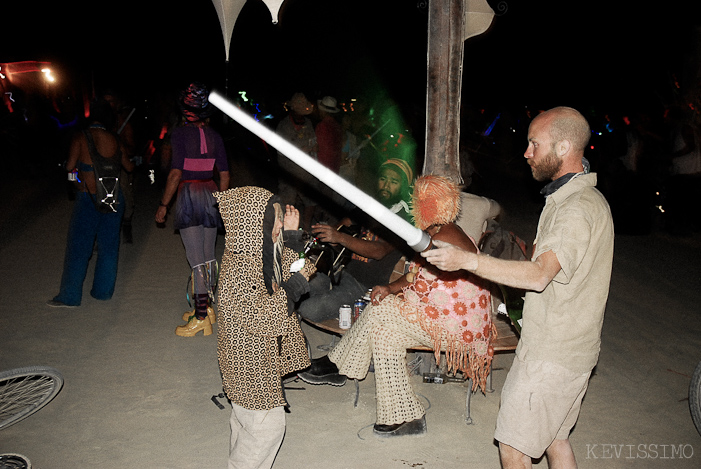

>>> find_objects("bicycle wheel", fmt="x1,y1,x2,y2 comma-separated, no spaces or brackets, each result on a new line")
0,453,32,469
0,366,63,430
690,360,701,436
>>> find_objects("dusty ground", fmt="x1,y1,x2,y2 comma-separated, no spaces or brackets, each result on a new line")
1,171,700,468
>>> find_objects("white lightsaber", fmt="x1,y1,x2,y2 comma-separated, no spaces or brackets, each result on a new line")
209,91,431,252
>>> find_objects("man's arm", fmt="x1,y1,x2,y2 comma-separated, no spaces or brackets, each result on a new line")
311,223,394,260
422,239,561,292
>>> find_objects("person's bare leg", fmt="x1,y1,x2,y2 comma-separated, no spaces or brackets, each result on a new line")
499,442,531,469
545,439,577,469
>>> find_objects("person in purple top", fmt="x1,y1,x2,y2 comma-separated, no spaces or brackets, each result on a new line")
155,82,230,337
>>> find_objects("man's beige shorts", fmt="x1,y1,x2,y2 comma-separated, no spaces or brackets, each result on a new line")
494,355,591,458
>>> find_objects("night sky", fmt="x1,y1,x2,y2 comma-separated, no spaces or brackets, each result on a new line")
3,0,700,119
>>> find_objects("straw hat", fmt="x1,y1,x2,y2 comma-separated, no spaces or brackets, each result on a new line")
317,96,340,113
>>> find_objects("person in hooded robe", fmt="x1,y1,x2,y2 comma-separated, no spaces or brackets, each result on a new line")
213,187,316,468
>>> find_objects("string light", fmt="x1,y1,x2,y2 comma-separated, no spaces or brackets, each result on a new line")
41,68,55,82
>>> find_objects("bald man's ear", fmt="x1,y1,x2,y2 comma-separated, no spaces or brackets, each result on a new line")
556,139,571,157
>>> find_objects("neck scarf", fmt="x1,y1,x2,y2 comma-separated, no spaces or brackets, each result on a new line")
540,157,590,197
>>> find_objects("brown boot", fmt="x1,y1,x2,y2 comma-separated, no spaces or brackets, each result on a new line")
182,306,216,324
175,316,213,337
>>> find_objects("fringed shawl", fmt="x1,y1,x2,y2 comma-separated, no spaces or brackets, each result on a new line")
399,262,496,393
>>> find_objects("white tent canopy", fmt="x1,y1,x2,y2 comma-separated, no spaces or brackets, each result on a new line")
464,0,495,40
212,0,494,61
212,0,285,61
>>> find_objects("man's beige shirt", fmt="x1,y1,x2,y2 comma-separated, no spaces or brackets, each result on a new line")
516,173,615,374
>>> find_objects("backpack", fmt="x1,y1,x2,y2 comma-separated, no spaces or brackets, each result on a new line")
478,218,528,261
83,130,122,213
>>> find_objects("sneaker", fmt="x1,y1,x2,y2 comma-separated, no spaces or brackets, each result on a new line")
297,371,348,386
46,299,77,308
297,370,347,386
373,415,427,438
298,355,348,386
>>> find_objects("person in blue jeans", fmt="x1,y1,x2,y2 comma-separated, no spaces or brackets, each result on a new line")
48,98,134,307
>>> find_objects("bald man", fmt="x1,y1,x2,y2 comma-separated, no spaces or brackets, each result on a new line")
423,107,614,469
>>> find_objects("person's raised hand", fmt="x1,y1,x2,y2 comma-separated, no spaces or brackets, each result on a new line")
283,205,300,231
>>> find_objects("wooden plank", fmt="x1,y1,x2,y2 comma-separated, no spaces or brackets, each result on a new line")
493,315,519,352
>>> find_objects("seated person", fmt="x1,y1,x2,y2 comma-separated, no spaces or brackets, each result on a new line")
298,176,495,438
376,158,414,222
297,158,415,322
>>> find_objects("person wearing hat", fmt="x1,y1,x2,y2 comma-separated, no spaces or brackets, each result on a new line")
276,92,318,231
155,82,230,337
296,158,415,324
377,158,414,222
315,96,343,174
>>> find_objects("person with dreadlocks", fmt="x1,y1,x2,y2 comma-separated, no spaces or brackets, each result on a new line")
155,82,230,337
296,158,415,324
213,187,315,468
298,175,495,438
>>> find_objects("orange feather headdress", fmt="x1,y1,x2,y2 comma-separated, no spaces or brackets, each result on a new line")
410,175,461,230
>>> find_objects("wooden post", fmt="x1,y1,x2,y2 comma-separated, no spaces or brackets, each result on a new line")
423,0,465,183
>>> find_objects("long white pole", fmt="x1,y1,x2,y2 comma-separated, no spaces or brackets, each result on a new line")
209,92,431,252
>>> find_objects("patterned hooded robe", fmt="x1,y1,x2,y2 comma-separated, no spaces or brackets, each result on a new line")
214,186,310,410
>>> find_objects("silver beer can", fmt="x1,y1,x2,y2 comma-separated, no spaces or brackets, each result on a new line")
339,304,352,329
